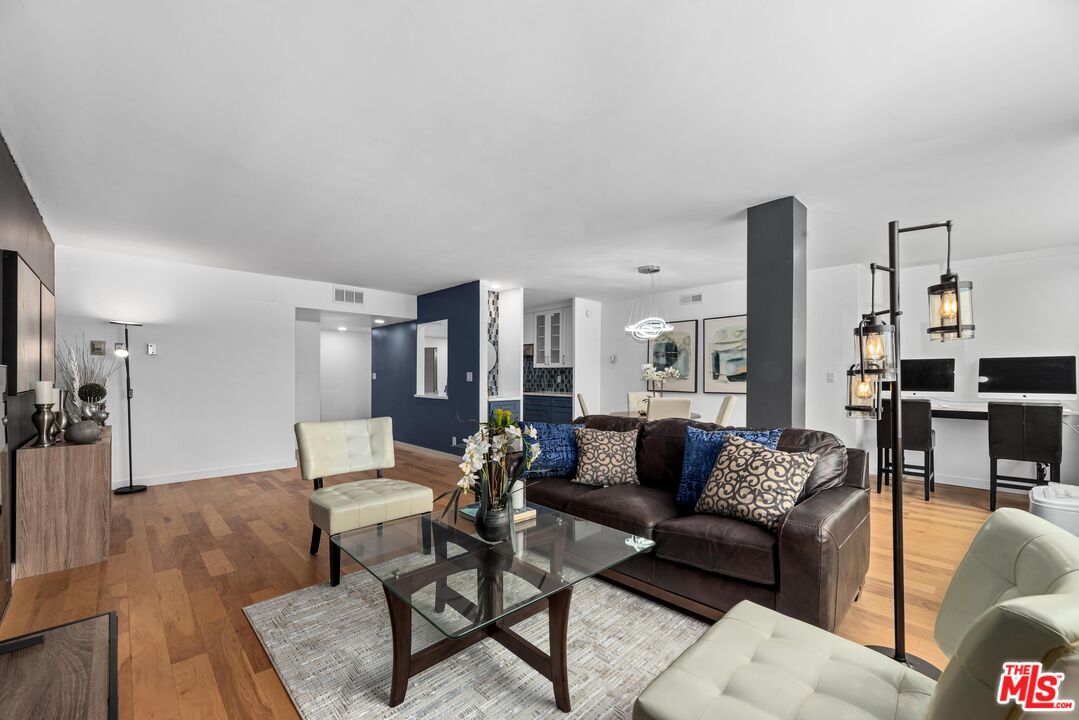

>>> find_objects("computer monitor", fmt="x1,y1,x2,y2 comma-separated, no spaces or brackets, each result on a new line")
978,356,1077,400
901,358,955,397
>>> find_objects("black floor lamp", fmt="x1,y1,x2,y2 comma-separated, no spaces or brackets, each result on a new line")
845,220,975,678
110,320,146,496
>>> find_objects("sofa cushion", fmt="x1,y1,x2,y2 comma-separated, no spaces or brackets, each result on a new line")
564,485,679,539
654,514,778,585
696,436,818,531
523,476,598,511
573,428,640,487
521,421,583,478
676,426,784,508
777,428,849,498
636,418,720,492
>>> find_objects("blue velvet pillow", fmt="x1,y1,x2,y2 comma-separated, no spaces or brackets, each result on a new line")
676,426,784,507
522,422,585,478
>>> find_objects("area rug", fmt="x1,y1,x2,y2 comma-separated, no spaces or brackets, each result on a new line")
244,571,708,719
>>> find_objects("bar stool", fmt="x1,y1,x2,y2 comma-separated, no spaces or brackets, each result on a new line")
876,399,936,501
988,403,1063,511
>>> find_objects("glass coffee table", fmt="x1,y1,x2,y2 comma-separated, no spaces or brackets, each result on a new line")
333,504,655,712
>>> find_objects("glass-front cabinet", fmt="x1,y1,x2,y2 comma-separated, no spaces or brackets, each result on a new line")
532,305,573,367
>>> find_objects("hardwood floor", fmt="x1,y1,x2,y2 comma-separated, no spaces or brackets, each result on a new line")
0,445,1022,718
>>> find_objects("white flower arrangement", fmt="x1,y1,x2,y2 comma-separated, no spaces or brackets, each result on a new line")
452,409,541,515
641,363,681,382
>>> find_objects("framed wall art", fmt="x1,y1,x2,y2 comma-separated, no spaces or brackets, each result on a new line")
703,314,747,394
645,319,698,393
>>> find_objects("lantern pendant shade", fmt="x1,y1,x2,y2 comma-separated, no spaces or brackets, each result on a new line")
845,366,881,419
852,320,896,381
927,273,974,342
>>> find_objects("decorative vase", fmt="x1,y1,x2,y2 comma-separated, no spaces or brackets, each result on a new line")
32,404,56,448
475,505,511,543
91,406,110,427
81,402,101,421
66,420,103,445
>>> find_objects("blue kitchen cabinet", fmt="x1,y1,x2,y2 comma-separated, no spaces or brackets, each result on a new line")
524,395,573,424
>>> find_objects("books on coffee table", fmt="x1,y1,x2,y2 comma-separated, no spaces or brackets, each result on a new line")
458,502,538,525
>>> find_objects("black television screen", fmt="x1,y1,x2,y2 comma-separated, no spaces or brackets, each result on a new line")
978,356,1077,395
901,358,955,393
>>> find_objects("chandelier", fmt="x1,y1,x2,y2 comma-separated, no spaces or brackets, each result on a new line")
624,265,673,341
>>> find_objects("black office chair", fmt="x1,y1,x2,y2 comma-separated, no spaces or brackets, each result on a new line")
876,399,936,501
988,403,1063,511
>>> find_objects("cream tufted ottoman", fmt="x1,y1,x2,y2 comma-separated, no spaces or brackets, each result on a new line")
309,479,433,536
295,417,433,586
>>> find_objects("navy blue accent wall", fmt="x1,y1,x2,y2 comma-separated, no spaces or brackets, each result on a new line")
372,280,480,455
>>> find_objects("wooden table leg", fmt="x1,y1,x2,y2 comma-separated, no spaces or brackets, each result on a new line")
383,586,412,707
548,586,573,712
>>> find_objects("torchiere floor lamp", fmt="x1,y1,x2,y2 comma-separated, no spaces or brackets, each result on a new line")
110,320,147,495
845,220,975,678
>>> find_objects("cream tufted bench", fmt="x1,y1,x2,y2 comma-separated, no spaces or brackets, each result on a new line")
295,417,433,586
635,508,1079,720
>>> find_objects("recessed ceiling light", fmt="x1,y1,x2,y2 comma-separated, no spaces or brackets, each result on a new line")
337,326,347,332
374,318,385,324
491,283,501,290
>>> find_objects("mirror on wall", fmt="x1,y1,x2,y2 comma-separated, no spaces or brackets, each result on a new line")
416,319,449,398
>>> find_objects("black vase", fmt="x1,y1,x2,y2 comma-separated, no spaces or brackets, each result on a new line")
475,505,511,543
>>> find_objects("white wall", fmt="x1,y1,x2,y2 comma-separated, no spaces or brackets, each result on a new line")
805,264,872,449
573,298,602,416
295,319,321,422
56,246,416,486
601,279,749,425
496,288,523,399
885,248,1079,487
319,330,371,421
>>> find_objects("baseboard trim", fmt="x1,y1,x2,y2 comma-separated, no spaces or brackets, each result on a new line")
393,440,461,462
111,459,298,488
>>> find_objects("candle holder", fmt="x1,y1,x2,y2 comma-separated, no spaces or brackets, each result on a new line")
32,403,56,448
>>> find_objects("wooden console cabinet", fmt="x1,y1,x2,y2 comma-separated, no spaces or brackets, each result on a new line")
14,428,111,579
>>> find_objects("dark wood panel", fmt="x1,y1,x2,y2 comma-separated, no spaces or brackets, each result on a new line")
40,285,55,383
15,257,41,394
0,612,114,719
0,133,54,290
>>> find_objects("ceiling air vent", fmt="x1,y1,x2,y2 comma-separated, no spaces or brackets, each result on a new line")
333,286,364,306
679,293,704,305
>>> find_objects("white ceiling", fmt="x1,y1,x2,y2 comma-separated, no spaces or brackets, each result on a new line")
294,307,405,332
1,1,1077,299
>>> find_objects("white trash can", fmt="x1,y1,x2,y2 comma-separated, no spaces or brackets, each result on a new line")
1029,484,1079,535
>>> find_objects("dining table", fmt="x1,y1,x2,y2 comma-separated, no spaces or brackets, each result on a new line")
607,410,703,420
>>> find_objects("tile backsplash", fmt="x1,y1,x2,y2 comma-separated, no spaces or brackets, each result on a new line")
524,354,574,393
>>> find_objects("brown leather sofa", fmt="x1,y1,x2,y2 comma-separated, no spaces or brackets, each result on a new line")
526,416,870,631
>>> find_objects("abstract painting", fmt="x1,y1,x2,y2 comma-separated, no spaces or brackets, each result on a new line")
703,314,747,394
646,319,698,393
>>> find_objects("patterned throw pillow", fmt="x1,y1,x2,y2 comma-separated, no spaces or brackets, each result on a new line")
695,435,818,531
676,427,784,508
522,422,584,478
573,428,639,487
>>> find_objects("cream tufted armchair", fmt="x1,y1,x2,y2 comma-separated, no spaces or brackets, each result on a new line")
295,417,433,586
634,508,1079,720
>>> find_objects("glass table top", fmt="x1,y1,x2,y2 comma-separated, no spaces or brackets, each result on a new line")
333,504,655,638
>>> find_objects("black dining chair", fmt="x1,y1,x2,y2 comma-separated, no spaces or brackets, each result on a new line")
876,399,936,501
988,403,1063,511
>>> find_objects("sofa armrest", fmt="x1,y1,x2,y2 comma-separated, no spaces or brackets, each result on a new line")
775,484,870,631
843,448,869,489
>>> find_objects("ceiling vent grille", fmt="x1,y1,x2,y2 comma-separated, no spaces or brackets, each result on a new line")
679,293,704,305
333,286,364,306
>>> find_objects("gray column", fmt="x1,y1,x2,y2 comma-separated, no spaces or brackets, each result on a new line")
746,196,807,428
